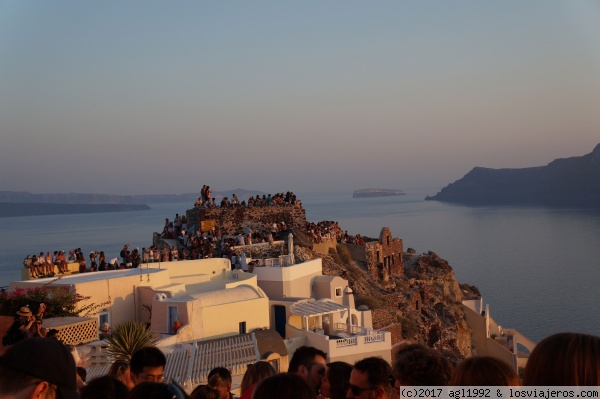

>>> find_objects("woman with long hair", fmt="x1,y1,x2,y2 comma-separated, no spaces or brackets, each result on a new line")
320,362,352,399
451,356,519,386
108,359,135,390
523,332,600,386
239,361,276,399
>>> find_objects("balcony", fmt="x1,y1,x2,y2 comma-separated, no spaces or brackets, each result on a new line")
289,298,391,362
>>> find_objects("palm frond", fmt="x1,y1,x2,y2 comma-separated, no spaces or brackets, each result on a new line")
105,321,159,361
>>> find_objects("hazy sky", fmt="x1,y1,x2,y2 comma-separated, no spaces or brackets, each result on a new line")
1,1,599,196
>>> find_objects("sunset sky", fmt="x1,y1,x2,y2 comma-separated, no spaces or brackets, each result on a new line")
1,1,599,196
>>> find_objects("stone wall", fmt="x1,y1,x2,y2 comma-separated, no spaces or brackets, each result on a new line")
371,308,397,330
364,227,404,281
312,237,338,255
381,322,404,358
186,205,307,237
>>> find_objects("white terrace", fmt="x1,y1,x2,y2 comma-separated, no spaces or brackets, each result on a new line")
84,329,287,393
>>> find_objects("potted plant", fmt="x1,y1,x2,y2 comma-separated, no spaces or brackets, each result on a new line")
172,316,182,333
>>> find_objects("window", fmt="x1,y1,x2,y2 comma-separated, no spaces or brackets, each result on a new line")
239,321,246,334
99,311,109,328
168,306,178,333
268,358,281,373
335,287,342,297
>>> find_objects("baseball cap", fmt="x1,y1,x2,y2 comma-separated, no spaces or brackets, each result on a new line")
0,337,78,399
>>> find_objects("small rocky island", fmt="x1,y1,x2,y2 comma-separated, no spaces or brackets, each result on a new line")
353,189,405,198
426,143,600,207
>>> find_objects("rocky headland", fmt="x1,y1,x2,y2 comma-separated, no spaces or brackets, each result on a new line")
317,245,475,362
167,202,478,362
426,143,600,207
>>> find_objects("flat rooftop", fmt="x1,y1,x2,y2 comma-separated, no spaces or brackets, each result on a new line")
11,268,165,286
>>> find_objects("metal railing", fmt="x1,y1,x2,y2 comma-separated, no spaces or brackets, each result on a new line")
335,337,358,347
333,323,366,335
364,331,385,343
258,255,293,267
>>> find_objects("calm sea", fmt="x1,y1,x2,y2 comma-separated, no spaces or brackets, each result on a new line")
1,192,599,343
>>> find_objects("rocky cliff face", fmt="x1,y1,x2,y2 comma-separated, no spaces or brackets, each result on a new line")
186,203,475,361
297,245,473,362
426,143,600,207
186,205,306,238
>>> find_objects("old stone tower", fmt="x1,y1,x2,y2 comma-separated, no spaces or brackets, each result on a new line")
365,227,404,281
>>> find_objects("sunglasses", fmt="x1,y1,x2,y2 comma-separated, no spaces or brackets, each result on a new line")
348,384,378,396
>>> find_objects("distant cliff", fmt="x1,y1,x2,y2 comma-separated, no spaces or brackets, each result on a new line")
426,144,600,207
0,188,263,205
0,203,150,217
0,192,197,204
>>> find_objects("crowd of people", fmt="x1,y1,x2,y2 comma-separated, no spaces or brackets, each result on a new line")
21,244,151,278
2,331,600,399
23,250,72,278
21,229,283,279
22,248,103,278
19,186,351,278
161,214,188,240
157,208,293,262
2,304,54,346
194,186,301,209
306,220,366,245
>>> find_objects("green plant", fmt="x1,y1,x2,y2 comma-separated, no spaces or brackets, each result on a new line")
105,321,159,361
0,279,108,317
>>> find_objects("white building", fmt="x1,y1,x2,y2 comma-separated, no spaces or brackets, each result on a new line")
9,245,392,386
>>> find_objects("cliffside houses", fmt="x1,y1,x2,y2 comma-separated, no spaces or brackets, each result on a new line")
7,237,391,388
462,298,536,373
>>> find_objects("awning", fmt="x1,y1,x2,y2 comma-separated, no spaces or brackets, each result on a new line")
289,299,348,317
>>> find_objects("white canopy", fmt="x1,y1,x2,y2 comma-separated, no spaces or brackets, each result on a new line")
289,299,348,317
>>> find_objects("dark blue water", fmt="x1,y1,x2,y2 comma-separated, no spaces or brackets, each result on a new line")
2,193,599,343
